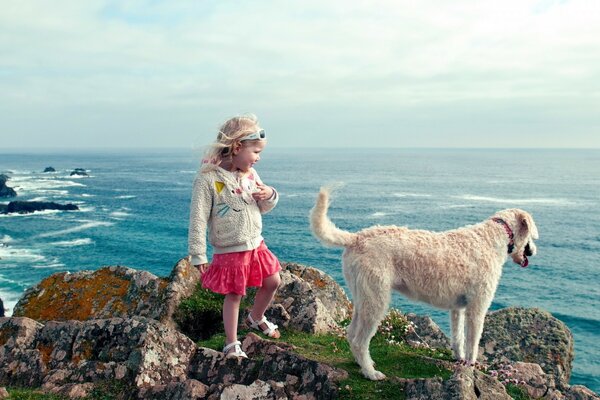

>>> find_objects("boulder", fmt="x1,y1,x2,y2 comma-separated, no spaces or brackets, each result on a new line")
268,262,352,333
0,201,78,215
565,385,600,400
405,313,451,349
0,175,16,198
43,167,56,173
70,168,88,176
0,316,197,397
13,257,200,328
480,307,574,389
401,365,511,400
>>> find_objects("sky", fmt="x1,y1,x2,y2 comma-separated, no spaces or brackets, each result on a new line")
1,0,599,149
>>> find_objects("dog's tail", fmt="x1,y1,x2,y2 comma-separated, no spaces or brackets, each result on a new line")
310,187,357,248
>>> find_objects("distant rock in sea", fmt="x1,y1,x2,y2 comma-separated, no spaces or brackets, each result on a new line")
0,201,79,215
0,175,17,198
43,167,56,173
70,168,88,176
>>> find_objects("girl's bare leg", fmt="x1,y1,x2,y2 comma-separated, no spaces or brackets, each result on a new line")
223,293,243,345
250,273,281,337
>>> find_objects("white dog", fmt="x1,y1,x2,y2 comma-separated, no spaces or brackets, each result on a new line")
310,187,538,380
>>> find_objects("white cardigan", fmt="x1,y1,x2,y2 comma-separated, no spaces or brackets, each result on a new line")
188,166,278,265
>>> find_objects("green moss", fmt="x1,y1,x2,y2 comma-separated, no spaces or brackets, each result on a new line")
5,388,67,399
174,284,254,341
505,383,533,400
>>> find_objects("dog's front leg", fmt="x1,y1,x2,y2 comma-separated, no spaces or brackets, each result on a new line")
450,309,465,360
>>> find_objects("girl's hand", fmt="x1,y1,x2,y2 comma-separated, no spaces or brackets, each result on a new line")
252,182,274,201
195,263,209,274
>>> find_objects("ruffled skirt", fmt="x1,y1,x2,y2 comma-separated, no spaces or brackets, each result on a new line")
201,241,281,295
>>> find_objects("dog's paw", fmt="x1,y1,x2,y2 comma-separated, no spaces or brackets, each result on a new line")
363,369,386,381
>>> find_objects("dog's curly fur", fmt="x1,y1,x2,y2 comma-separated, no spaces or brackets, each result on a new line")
310,187,539,380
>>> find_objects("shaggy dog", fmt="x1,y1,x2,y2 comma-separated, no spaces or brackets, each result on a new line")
310,187,538,380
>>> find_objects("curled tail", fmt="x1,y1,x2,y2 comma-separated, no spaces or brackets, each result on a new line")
310,187,357,248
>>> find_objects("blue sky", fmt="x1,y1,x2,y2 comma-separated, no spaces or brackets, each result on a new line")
1,0,599,149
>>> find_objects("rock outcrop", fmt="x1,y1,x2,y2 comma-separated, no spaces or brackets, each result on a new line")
0,317,347,399
70,168,88,176
270,262,352,333
0,175,16,198
479,307,574,389
13,258,199,329
0,201,79,215
2,259,598,399
43,167,56,173
400,365,512,400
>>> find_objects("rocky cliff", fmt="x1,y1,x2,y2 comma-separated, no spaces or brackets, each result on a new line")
1,259,598,400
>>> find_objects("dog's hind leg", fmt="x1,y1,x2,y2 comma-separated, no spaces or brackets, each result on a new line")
346,270,390,381
450,308,465,360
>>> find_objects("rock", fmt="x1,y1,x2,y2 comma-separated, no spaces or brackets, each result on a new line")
269,262,352,333
1,316,197,397
565,385,600,400
480,307,574,389
220,380,287,400
0,317,45,387
0,175,16,198
0,387,8,399
138,379,209,400
13,258,199,328
402,365,511,400
257,341,348,399
511,362,556,399
0,298,5,318
0,201,78,215
43,167,56,173
70,168,88,176
405,313,451,349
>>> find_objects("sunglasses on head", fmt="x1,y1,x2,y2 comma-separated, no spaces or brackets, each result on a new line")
240,129,266,141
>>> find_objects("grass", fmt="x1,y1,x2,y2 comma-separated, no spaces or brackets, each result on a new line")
198,327,454,400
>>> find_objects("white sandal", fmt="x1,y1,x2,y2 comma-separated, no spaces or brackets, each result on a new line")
247,314,280,338
222,341,248,358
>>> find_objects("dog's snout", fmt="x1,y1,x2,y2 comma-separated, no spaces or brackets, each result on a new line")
524,243,533,257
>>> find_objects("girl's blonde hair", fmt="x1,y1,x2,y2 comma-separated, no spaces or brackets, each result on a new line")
201,114,264,171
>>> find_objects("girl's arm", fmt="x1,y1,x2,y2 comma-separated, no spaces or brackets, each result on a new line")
252,170,278,214
188,174,212,265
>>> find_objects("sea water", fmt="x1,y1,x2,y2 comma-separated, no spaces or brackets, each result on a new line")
0,148,598,391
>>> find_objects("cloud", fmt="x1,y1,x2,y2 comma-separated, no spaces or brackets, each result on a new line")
0,0,599,148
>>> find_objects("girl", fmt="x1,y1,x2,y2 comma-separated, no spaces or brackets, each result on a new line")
188,114,282,358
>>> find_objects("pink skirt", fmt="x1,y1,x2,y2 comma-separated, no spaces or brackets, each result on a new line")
201,241,281,296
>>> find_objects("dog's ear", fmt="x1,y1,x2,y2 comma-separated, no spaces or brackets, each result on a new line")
517,211,538,240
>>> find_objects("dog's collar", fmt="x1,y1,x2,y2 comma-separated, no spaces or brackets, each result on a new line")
492,217,515,254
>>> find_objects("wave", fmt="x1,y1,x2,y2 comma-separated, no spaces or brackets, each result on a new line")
370,212,387,217
393,193,432,198
455,194,573,206
35,220,114,238
110,211,130,218
116,195,136,199
0,235,14,244
439,204,474,209
31,262,66,269
80,194,95,198
0,209,61,218
551,311,600,333
51,238,93,247
0,246,45,262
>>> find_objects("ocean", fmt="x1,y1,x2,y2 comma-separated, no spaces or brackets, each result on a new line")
1,148,598,392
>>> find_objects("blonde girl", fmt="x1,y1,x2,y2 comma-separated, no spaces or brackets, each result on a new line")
188,114,281,357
